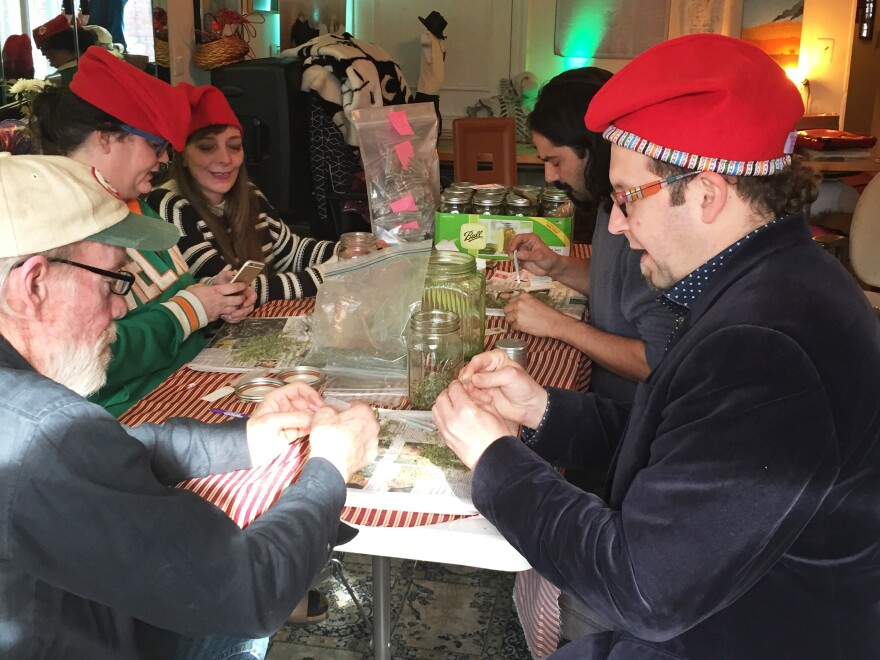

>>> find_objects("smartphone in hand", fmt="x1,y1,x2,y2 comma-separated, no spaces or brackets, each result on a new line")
230,260,265,285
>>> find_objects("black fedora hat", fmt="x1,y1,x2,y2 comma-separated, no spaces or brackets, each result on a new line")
419,11,447,40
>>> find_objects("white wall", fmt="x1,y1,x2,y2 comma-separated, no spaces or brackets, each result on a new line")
164,0,860,119
166,0,209,85
798,0,857,117
351,0,514,129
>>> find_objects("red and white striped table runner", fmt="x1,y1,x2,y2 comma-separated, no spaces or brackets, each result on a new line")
120,245,593,656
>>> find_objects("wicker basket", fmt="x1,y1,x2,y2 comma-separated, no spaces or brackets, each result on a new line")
194,34,249,70
154,37,170,68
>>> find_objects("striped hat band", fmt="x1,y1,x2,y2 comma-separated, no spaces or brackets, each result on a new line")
603,125,792,176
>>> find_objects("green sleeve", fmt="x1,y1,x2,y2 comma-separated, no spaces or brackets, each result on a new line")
89,273,211,414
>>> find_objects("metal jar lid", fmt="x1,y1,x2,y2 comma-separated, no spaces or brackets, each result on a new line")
473,197,502,208
275,366,327,388
506,194,533,208
233,376,284,402
495,338,528,367
440,190,472,204
542,187,569,200
513,184,541,195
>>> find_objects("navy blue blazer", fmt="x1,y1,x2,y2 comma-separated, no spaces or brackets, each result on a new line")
473,215,880,659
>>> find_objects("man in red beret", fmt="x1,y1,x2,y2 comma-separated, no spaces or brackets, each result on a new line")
33,13,95,84
433,33,880,658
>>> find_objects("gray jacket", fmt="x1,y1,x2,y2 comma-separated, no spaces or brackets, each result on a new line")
0,335,344,658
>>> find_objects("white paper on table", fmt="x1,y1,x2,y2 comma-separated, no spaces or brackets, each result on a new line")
345,410,478,515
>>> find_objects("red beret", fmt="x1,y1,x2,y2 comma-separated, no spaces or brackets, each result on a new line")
33,14,76,49
2,35,34,78
70,46,191,151
181,83,243,136
585,34,804,176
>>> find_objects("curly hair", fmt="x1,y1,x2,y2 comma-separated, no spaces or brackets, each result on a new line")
528,67,614,217
647,158,820,221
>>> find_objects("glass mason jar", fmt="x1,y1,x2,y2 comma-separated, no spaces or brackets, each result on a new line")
505,194,538,217
513,184,541,207
500,221,518,252
439,189,472,214
406,310,463,410
541,188,572,217
422,250,486,360
473,195,504,216
338,231,377,259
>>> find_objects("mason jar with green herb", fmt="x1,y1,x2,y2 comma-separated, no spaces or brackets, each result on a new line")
406,310,463,410
422,250,485,360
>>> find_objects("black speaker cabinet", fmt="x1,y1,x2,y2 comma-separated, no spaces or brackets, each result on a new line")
211,57,318,232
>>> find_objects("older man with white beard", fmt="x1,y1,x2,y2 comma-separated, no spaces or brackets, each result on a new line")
0,153,379,658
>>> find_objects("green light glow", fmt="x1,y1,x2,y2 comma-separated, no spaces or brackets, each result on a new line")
557,1,610,59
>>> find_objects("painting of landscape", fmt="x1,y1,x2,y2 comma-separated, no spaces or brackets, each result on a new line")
741,0,803,69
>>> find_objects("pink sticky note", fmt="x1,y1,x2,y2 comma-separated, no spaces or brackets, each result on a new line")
394,141,415,169
390,194,418,213
388,111,414,135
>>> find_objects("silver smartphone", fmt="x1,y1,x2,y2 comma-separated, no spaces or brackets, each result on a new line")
229,260,265,285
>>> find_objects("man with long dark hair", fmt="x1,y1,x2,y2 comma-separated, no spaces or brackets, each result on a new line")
505,68,677,409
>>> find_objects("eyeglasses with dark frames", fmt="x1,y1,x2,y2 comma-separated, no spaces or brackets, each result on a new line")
610,171,701,217
47,258,135,295
119,123,169,159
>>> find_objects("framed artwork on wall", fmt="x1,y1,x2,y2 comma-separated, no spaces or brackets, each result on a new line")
740,0,803,69
668,0,743,38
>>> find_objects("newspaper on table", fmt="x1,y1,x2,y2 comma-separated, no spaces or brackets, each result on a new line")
485,269,587,320
188,316,311,373
345,410,479,515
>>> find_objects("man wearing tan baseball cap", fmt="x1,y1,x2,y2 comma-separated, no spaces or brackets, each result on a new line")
0,154,379,658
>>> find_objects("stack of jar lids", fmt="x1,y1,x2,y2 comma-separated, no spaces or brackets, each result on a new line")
275,366,327,388
234,376,284,402
233,367,327,402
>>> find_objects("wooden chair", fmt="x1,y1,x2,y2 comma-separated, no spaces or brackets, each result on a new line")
452,117,518,186
848,173,880,317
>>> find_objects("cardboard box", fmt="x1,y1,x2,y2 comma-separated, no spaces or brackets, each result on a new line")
433,213,573,260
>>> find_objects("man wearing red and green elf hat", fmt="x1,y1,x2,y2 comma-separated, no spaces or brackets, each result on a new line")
432,33,880,659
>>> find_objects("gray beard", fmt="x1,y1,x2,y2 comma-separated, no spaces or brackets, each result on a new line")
42,324,117,397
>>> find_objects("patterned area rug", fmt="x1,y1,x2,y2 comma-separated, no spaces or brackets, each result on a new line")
268,553,532,659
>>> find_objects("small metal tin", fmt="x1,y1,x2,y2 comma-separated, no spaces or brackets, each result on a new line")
275,366,327,388
233,376,284,402
495,338,528,368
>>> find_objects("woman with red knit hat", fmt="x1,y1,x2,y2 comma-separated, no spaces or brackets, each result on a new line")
30,46,256,418
148,84,340,304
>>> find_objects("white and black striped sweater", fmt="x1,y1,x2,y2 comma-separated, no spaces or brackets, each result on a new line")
148,182,338,305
